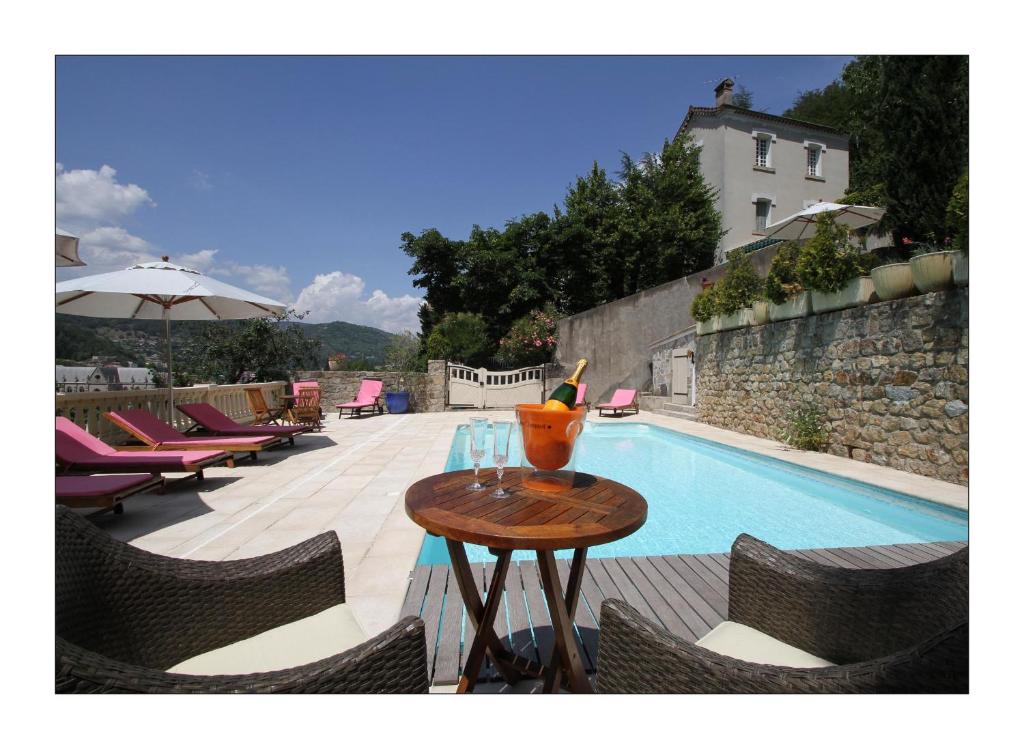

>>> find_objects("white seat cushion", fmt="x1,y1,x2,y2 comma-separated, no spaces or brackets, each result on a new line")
695,621,834,668
169,604,367,676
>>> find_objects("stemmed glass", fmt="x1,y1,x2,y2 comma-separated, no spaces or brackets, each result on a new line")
467,417,489,491
491,420,513,498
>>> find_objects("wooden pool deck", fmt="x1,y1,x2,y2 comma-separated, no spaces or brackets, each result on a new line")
400,540,968,687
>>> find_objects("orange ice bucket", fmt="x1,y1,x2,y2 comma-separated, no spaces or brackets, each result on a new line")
515,403,587,492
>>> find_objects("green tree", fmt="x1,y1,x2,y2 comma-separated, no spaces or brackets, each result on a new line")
401,228,467,339
178,310,322,384
714,248,763,314
383,331,423,372
946,171,968,253
732,85,754,109
424,312,491,365
795,214,861,293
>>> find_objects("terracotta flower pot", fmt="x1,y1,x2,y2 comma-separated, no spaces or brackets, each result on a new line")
769,291,811,322
811,277,878,313
910,251,955,293
870,262,916,301
752,301,771,326
952,252,968,287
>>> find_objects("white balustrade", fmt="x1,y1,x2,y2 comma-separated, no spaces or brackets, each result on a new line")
55,381,288,444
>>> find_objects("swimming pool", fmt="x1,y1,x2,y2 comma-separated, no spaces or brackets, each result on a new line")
415,422,968,565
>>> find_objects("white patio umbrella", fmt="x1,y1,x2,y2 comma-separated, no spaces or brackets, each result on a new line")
55,257,287,412
56,227,85,267
766,202,886,241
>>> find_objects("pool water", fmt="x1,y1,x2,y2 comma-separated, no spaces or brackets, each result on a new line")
415,422,968,565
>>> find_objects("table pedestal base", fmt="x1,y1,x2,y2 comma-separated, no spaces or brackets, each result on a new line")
446,540,592,694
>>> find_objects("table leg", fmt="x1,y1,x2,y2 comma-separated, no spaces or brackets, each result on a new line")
446,541,525,691
537,549,593,694
542,548,588,693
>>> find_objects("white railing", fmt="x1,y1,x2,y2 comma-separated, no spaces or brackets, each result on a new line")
55,381,288,444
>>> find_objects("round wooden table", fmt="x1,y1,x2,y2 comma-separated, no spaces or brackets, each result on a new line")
405,467,647,693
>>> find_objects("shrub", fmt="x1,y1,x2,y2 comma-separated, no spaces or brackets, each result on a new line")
946,171,968,255
781,403,829,452
689,285,718,322
714,249,763,315
383,331,422,372
424,312,490,366
495,306,558,367
795,213,862,293
763,242,803,304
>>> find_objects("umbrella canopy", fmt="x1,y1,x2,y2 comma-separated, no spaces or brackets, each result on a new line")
766,202,885,241
56,258,287,412
56,227,85,267
55,260,286,319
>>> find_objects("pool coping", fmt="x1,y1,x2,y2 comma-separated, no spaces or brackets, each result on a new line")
627,412,968,511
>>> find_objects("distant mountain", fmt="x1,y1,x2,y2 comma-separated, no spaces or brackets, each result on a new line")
55,315,397,369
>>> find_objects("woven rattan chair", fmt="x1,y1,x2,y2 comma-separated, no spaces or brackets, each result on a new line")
597,534,968,694
55,507,429,693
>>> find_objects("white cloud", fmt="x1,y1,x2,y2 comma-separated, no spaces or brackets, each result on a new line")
294,271,423,333
189,170,212,191
56,163,155,229
215,261,293,303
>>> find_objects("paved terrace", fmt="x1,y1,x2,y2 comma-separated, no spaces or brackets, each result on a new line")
93,409,968,660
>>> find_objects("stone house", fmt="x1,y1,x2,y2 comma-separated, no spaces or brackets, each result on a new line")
680,79,850,263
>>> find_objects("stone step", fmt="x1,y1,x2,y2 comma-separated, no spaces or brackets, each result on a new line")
660,402,698,415
656,405,700,421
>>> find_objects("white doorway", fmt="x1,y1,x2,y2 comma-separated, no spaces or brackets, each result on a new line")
671,349,694,406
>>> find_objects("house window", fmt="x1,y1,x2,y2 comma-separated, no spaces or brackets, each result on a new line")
807,144,823,177
755,135,771,167
755,199,772,233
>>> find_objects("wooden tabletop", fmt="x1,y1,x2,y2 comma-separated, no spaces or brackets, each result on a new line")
405,467,647,551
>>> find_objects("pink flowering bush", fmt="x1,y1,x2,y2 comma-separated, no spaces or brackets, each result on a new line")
496,306,558,367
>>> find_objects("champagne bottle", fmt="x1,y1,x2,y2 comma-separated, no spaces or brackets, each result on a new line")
543,359,588,411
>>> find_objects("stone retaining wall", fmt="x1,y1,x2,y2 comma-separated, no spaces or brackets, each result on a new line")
695,289,968,484
296,360,447,413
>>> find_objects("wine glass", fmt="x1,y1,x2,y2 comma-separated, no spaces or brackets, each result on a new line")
467,417,488,490
491,420,513,498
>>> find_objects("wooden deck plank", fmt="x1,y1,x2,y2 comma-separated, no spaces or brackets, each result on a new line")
668,555,730,618
598,557,662,626
519,559,555,667
890,543,942,564
432,567,465,686
419,565,449,681
626,556,704,640
832,544,896,568
475,561,496,682
864,544,920,566
650,555,725,629
399,565,431,620
577,563,610,632
824,546,879,568
503,562,538,665
557,557,597,672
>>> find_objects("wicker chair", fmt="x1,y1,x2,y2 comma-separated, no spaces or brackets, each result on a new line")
55,507,429,693
597,534,968,694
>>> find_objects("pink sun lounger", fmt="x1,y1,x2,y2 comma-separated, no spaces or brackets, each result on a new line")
597,388,639,417
56,473,163,515
56,417,231,478
103,409,280,462
176,402,312,445
575,383,589,409
335,378,385,418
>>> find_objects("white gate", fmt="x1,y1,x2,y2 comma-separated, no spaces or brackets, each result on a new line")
447,364,545,408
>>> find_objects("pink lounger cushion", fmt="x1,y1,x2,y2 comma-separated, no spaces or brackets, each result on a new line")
575,383,588,405
176,403,310,436
56,474,158,498
106,409,276,448
292,380,320,396
56,417,227,469
335,379,384,409
597,389,638,409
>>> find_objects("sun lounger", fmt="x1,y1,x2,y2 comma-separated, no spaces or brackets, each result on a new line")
104,409,280,462
575,383,590,410
597,388,639,417
176,402,311,445
56,473,163,515
335,378,384,419
56,417,232,477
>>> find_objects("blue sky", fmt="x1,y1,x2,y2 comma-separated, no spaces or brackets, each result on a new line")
56,55,852,331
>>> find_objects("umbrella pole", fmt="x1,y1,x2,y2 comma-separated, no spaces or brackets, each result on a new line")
164,308,175,418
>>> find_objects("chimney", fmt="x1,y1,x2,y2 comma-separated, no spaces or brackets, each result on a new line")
714,78,734,107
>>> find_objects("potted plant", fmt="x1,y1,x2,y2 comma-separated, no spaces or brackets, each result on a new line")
796,213,877,313
327,353,347,371
384,378,411,414
690,285,720,335
909,241,955,293
947,171,968,286
868,248,916,301
714,248,762,330
764,242,811,322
